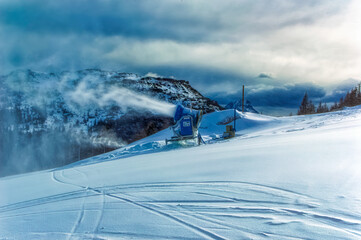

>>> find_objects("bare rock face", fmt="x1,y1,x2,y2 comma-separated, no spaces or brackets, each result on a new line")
0,69,222,176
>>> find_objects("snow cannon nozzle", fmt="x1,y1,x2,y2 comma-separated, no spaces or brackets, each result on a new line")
173,104,202,127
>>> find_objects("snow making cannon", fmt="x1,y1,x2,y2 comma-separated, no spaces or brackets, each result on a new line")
165,104,204,145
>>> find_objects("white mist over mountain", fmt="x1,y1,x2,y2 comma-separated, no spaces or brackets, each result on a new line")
65,79,176,117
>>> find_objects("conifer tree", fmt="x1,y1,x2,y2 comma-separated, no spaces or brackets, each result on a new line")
339,97,344,108
317,101,322,113
308,100,316,114
298,92,316,115
330,101,338,111
317,101,329,113
298,92,309,115
323,103,329,112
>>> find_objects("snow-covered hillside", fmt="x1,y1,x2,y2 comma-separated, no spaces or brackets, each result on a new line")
1,107,361,239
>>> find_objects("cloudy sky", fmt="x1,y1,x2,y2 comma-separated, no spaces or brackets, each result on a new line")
0,0,360,114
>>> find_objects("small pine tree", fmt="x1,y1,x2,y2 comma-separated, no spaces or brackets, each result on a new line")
298,92,316,115
317,101,329,113
339,97,344,108
350,88,358,106
298,92,309,115
317,101,325,113
317,101,322,113
308,100,316,114
323,103,329,112
330,101,339,111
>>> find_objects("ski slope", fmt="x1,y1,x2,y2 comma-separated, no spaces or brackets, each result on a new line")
1,107,361,239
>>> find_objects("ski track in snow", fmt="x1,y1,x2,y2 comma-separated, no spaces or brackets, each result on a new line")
66,190,86,240
53,169,226,240
93,190,105,239
3,168,361,239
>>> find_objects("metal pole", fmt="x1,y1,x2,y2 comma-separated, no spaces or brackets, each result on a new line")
234,106,236,132
242,85,245,113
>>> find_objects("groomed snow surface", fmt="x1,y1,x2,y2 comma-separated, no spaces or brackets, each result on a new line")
1,106,361,239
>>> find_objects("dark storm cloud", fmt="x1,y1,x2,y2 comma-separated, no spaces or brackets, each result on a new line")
247,84,326,107
130,65,256,90
257,73,272,79
0,0,222,42
210,83,326,108
0,0,346,43
0,0,355,75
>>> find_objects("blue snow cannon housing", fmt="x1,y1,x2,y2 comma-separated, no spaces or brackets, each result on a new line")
166,104,203,145
179,115,193,136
